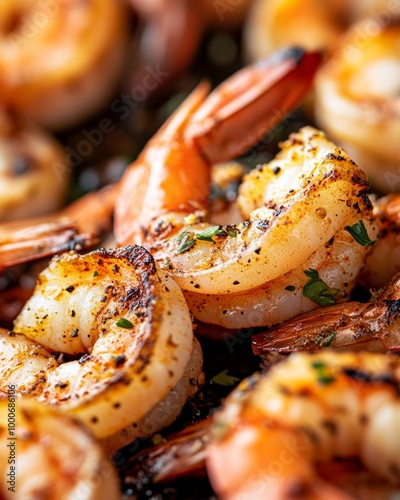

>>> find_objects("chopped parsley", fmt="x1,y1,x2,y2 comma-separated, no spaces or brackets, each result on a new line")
311,360,335,385
303,268,340,307
176,231,196,254
210,369,240,386
176,225,238,254
344,220,377,247
195,225,226,242
316,330,336,347
116,318,133,329
93,271,99,277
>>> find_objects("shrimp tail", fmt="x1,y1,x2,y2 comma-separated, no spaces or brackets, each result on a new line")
185,47,323,164
253,273,400,355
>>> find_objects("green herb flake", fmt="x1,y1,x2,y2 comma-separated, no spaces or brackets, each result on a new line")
116,318,133,329
175,231,196,254
316,330,336,347
210,369,240,387
285,285,296,292
93,271,99,277
152,433,166,446
161,257,173,270
303,268,340,307
344,220,377,247
195,225,226,242
311,360,335,385
226,228,238,238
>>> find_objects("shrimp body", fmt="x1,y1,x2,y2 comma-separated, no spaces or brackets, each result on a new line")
208,351,400,499
0,399,120,500
0,0,130,130
185,224,376,329
315,17,400,193
5,245,200,449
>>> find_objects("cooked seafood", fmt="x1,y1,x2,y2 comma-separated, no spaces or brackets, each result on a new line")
0,184,117,271
0,399,120,500
0,113,69,220
1,245,201,451
0,0,130,130
315,16,400,193
208,351,400,499
361,194,400,290
184,224,375,329
114,52,375,299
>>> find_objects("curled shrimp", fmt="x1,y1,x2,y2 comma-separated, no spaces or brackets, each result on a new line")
0,113,69,220
0,399,120,500
252,272,400,355
208,351,400,499
0,0,130,130
184,127,377,327
315,15,400,193
115,50,375,298
1,245,201,451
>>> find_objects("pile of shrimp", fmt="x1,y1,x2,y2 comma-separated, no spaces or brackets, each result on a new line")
1,19,400,498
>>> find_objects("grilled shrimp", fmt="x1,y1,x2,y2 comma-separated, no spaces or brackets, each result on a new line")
114,51,375,298
0,399,120,500
1,245,201,451
0,0,130,130
253,272,400,355
315,16,400,193
208,351,400,499
0,113,69,221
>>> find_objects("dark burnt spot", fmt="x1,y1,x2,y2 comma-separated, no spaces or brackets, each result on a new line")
100,296,107,303
113,402,121,409
91,416,98,424
273,206,283,217
141,375,148,382
321,419,337,435
71,310,76,317
55,382,68,389
65,285,75,293
325,237,334,248
272,166,281,175
168,370,174,377
167,335,178,348
359,414,368,425
78,354,93,365
112,264,120,273
256,219,269,231
327,153,346,162
343,368,399,389
233,281,240,285
254,248,261,255
7,331,15,337
351,174,370,189
360,192,373,210
194,284,200,289
97,259,104,265
352,202,360,213
384,299,400,317
114,355,126,368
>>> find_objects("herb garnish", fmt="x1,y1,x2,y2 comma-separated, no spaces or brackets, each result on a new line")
176,225,238,254
303,268,340,307
344,220,377,247
93,271,99,277
316,330,336,347
116,318,133,329
311,360,335,385
210,369,240,386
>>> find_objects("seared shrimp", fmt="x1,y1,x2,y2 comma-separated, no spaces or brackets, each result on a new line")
361,194,400,290
208,351,400,499
0,0,130,130
114,51,373,298
315,16,400,193
0,113,69,220
1,245,201,451
253,272,400,355
185,224,376,329
0,399,120,500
